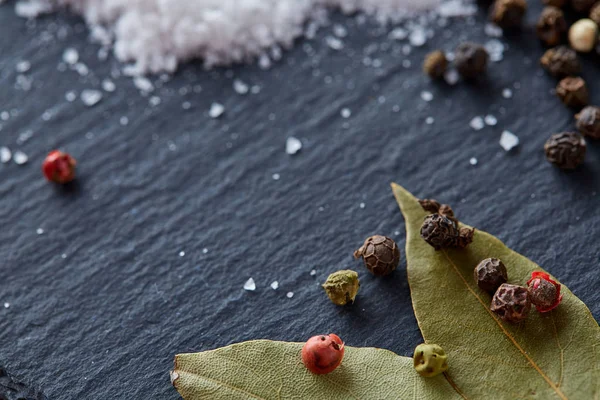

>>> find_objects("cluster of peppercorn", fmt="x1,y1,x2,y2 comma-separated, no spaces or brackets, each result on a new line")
475,257,563,323
537,0,600,170
418,199,474,251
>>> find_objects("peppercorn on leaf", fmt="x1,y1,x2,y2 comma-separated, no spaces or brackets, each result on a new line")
392,183,600,400
172,340,461,399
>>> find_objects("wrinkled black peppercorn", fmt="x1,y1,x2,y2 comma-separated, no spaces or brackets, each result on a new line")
540,46,581,77
556,77,588,109
544,132,587,169
420,214,474,250
490,0,527,29
571,0,596,13
474,258,508,293
575,106,600,139
419,198,442,214
354,235,400,276
490,284,531,323
423,50,448,79
536,6,567,46
455,43,489,80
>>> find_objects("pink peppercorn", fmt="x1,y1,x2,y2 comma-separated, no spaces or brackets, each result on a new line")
527,271,563,313
42,150,77,184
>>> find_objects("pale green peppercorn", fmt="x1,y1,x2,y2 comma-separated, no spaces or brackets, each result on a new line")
322,270,360,306
413,343,449,377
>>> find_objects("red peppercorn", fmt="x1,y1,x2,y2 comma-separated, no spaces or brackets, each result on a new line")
42,150,77,184
301,334,345,375
527,271,563,313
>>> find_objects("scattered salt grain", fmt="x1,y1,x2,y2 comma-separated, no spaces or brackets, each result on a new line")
179,251,185,257
286,137,302,155
270,281,279,290
286,292,294,298
444,69,459,85
484,115,497,126
484,23,503,37
133,76,153,92
438,0,478,17
425,117,435,124
36,228,44,235
469,116,485,131
3,302,9,309
16,60,31,73
333,24,347,38
0,111,9,121
149,96,161,107
65,91,77,102
409,27,427,47
80,89,103,107
0,147,11,163
13,151,28,165
388,27,408,40
310,269,317,276
340,108,352,118
62,48,79,65
74,63,89,76
272,173,280,181
325,36,344,50
485,39,505,62
182,101,192,110
502,88,513,99
469,157,478,166
209,103,225,119
499,131,519,151
202,248,208,254
233,79,249,95
17,130,33,144
359,202,366,209
243,278,256,291
120,116,129,125
421,91,433,102
101,79,116,92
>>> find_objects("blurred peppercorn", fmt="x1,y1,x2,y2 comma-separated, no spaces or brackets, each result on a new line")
571,0,596,13
542,0,567,7
540,46,581,77
590,3,600,24
423,50,448,79
544,132,586,169
556,77,588,109
490,0,527,29
536,6,567,46
455,42,489,80
576,106,600,139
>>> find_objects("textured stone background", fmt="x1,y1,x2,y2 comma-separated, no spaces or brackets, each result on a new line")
0,1,598,399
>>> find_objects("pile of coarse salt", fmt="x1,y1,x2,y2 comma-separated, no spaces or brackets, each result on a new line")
8,0,475,75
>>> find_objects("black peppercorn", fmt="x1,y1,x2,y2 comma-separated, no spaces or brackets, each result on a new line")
536,6,567,46
419,198,442,214
474,258,508,293
455,42,489,80
421,214,458,250
544,132,586,169
540,46,581,77
591,3,600,25
543,0,567,7
571,0,596,13
490,0,527,29
353,235,400,276
575,106,600,139
423,50,448,79
556,77,588,109
490,284,531,323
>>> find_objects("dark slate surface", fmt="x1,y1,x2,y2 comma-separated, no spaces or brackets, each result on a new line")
0,1,599,399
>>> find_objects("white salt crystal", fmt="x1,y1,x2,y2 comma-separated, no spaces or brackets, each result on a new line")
179,251,185,257
340,108,352,118
3,302,9,309
16,60,31,73
149,96,161,107
0,111,9,121
0,147,11,163
17,130,33,144
133,76,153,92
74,63,89,76
286,292,294,298
444,69,459,85
484,23,503,37
484,115,497,126
270,281,279,290
438,0,477,17
469,157,478,166
409,28,427,47
202,248,208,254
15,0,52,18
485,39,505,62
120,116,129,126
243,278,256,291
209,103,225,119
272,173,280,181
182,101,191,110
309,269,317,277
62,48,79,65
325,36,344,50
425,117,434,124
81,89,103,107
36,228,44,234
102,79,116,92
65,91,77,102
388,28,408,40
258,54,271,70
469,116,485,131
286,137,302,155
502,88,513,98
333,24,347,38
421,91,433,102
499,130,519,151
13,151,28,165
359,202,366,209
233,79,249,95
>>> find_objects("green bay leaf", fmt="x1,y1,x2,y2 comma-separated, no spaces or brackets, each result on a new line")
392,183,600,400
171,340,461,399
